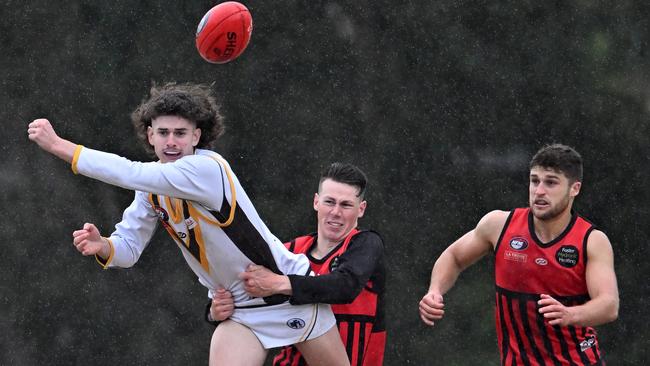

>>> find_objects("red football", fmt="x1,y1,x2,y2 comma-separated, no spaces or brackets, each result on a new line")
196,2,253,64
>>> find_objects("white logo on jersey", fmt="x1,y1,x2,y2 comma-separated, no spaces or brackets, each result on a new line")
580,336,596,351
185,217,197,229
504,251,527,263
509,237,529,250
535,258,548,266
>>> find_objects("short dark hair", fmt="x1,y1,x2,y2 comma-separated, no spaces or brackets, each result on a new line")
529,144,583,183
131,82,225,156
319,162,368,199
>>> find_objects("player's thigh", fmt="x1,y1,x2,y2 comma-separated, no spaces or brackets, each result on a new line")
209,319,268,366
295,325,350,366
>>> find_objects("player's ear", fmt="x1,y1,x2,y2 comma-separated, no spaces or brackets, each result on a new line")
358,200,367,218
192,128,202,147
147,126,154,146
313,193,320,211
570,180,581,197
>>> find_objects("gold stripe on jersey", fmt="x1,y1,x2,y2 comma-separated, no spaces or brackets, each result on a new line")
71,145,84,174
153,155,239,228
147,193,211,273
143,154,238,273
188,204,210,273
147,194,185,245
164,197,184,224
197,155,236,227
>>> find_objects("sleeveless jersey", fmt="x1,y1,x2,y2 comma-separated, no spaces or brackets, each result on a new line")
494,208,604,366
273,229,386,366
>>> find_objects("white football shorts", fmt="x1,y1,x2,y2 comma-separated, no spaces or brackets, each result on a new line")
229,302,336,349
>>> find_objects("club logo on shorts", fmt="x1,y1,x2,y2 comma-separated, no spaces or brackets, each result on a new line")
509,237,528,250
286,318,306,329
556,245,579,268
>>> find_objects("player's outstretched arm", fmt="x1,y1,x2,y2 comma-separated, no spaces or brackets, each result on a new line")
27,119,78,163
72,223,111,259
420,210,507,326
538,230,619,327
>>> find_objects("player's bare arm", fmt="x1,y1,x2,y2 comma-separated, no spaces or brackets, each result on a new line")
240,264,292,297
538,229,619,327
27,119,77,163
420,210,509,326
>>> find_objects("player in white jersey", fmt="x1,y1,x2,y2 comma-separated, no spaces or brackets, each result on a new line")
27,83,349,366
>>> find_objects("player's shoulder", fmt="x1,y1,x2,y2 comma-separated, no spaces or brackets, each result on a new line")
177,149,232,174
479,209,511,227
183,149,226,165
587,229,612,249
354,229,382,241
472,209,511,241
351,230,384,249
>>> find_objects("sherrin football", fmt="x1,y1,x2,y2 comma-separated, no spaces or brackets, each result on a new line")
196,2,253,64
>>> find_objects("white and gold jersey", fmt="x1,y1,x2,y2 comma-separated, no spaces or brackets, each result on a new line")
72,147,311,308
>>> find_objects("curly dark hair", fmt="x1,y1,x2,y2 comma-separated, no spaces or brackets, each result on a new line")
131,82,225,156
529,143,583,183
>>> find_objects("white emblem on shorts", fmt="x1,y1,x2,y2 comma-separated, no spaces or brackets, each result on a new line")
286,318,306,329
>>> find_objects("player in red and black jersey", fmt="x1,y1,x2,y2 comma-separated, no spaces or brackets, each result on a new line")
419,144,619,365
269,228,385,366
211,162,386,365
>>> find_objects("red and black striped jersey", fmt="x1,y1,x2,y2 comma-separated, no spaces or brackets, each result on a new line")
494,208,604,366
273,229,386,366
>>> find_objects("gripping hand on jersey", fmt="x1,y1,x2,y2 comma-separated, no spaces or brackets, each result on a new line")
419,292,445,326
210,289,234,321
72,223,111,258
239,264,292,298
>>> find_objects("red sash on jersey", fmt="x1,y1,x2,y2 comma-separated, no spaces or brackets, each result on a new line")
273,229,386,366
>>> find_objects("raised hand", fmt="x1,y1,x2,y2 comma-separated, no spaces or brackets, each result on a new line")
27,118,77,162
72,223,110,258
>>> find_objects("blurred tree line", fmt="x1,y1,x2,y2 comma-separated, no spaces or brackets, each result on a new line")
2,1,648,365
